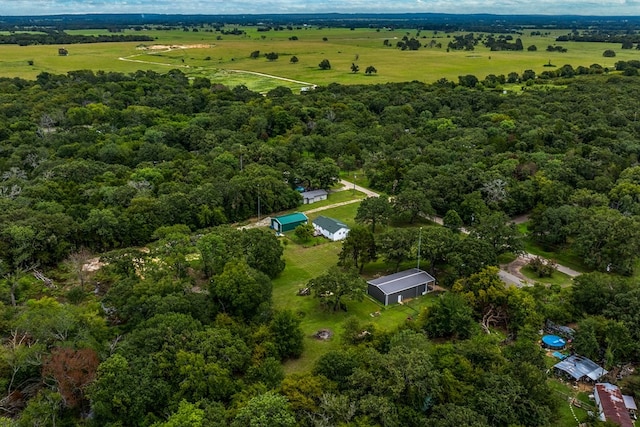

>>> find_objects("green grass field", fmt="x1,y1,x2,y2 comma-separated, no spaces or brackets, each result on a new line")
518,221,589,273
2,26,636,91
547,378,594,427
520,265,573,287
273,238,437,373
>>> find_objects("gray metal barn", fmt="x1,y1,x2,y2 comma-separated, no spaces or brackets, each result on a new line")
367,268,436,306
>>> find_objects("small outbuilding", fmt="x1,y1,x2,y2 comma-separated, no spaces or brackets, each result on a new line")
553,354,608,382
301,189,328,204
270,212,308,233
312,216,350,241
367,268,436,306
594,383,636,427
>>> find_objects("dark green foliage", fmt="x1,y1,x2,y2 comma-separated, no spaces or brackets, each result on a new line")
210,261,272,321
318,59,331,69
527,256,557,277
338,227,377,273
5,66,640,427
420,292,476,339
270,310,304,359
232,391,295,427
355,196,392,232
293,223,314,242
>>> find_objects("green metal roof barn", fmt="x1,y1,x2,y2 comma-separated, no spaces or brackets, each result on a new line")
270,212,308,232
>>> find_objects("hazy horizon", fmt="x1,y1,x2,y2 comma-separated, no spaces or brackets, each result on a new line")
1,0,640,18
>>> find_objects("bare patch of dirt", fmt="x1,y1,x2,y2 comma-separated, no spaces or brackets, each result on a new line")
82,257,105,272
504,256,529,281
137,44,212,51
314,329,333,340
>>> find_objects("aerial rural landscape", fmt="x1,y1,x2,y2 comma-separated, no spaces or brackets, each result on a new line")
2,9,640,427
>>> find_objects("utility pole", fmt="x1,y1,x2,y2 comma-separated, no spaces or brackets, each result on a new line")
417,227,423,270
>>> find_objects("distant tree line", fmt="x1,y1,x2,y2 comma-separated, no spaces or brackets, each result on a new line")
0,31,153,46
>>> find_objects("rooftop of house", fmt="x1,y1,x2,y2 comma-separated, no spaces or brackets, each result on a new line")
313,215,349,233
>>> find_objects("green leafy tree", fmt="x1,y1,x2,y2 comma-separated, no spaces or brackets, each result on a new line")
338,227,377,272
420,292,476,339
350,63,359,73
294,223,314,242
269,310,304,360
376,228,416,271
290,56,299,64
210,261,272,321
420,226,457,276
318,59,331,70
355,196,392,233
175,350,236,402
365,66,377,75
393,189,434,224
265,52,279,61
574,207,640,275
239,228,285,279
280,373,334,414
426,404,490,427
196,233,227,279
443,209,463,232
307,267,366,312
470,212,523,256
232,392,295,427
250,50,260,59
152,400,205,427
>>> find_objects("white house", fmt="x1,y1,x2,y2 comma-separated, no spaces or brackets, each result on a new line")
301,189,328,204
312,216,350,241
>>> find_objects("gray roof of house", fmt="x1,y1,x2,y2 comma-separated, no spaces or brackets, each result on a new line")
367,268,436,295
301,189,328,198
313,216,349,234
554,354,608,381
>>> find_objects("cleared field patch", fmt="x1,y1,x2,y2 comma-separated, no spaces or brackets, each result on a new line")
273,239,437,373
1,27,636,89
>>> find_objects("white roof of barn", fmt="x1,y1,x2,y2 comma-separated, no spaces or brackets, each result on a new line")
554,354,607,381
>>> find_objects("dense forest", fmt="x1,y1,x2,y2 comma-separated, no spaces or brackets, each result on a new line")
0,31,154,46
2,67,640,425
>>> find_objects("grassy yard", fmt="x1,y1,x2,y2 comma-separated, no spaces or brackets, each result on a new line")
273,227,437,374
296,189,366,213
518,222,589,273
520,265,574,288
1,26,636,91
547,378,595,427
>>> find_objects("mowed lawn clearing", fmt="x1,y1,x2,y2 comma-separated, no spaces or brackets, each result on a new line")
273,233,438,374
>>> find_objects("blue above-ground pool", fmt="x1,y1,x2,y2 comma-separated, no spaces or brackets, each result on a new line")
542,334,566,350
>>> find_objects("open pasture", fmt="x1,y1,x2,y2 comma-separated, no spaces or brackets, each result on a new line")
1,26,639,90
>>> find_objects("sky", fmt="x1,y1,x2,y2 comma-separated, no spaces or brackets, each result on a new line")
2,0,640,17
